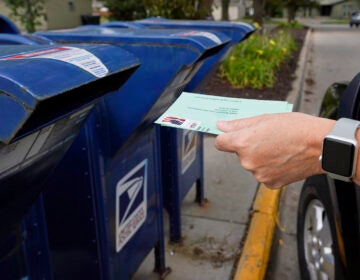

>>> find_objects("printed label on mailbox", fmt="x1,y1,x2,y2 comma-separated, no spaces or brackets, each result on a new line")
181,130,198,174
116,160,148,252
2,46,109,77
173,30,222,44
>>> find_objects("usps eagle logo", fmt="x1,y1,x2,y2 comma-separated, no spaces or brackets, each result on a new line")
161,116,185,126
116,160,148,252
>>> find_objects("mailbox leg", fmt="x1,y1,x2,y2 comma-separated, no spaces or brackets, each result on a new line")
169,202,182,243
195,134,205,205
154,126,171,278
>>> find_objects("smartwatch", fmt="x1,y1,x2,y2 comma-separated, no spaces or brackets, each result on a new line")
321,118,360,182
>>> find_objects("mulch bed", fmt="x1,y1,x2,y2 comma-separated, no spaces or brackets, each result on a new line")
203,28,308,101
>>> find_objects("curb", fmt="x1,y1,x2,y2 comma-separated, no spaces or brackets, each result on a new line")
233,28,312,280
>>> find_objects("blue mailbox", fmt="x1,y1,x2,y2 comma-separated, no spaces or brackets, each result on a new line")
0,44,140,279
0,15,20,34
0,33,54,45
103,18,256,91
102,19,255,242
34,27,230,279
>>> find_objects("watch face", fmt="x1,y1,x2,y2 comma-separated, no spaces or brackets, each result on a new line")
322,138,355,177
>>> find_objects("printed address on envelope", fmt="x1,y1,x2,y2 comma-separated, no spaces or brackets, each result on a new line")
155,92,293,135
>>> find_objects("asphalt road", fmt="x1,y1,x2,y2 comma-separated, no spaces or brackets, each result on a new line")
266,23,360,279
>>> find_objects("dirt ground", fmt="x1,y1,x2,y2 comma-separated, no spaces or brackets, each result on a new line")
204,28,307,101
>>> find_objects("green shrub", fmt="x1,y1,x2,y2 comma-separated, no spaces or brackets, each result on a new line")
219,30,297,89
276,20,305,29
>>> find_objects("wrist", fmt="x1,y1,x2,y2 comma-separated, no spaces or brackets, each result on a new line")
307,118,336,175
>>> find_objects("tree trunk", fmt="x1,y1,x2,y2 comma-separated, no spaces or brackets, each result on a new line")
221,0,230,21
253,0,265,27
287,5,297,22
199,0,213,11
199,0,213,18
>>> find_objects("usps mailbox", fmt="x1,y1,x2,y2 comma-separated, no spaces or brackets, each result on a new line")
104,18,256,91
101,19,255,242
0,44,139,280
34,26,230,278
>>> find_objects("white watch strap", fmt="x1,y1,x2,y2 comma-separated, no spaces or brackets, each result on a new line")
329,118,360,139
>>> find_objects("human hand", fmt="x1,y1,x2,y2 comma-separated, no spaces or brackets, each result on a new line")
215,112,335,189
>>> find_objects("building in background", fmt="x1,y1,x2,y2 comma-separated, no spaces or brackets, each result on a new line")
0,0,92,32
212,0,251,20
331,0,360,18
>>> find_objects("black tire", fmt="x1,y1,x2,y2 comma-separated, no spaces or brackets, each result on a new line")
297,175,343,280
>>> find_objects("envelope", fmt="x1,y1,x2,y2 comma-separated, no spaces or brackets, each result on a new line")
155,92,293,135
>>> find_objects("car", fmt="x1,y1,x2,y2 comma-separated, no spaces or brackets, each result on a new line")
297,74,360,279
350,11,360,27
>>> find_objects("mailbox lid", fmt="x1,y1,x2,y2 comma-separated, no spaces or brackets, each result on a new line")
35,26,231,57
136,17,256,43
0,34,54,45
0,44,140,144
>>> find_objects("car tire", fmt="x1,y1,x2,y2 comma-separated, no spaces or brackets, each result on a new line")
297,175,343,280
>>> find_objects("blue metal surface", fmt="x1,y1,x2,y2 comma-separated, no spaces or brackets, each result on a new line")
0,15,20,34
0,43,140,279
0,34,54,45
35,26,229,278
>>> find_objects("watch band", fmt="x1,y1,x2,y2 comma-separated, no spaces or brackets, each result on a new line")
328,118,360,139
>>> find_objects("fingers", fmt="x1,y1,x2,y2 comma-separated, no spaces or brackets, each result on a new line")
214,131,238,152
216,118,253,132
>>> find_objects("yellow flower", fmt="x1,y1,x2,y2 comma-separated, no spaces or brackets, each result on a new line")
269,39,276,46
230,56,236,61
282,47,287,53
253,22,261,30
256,49,264,55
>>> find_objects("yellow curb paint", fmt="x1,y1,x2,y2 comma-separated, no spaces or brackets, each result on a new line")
234,184,281,280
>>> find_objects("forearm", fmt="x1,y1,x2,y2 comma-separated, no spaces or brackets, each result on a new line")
215,113,337,188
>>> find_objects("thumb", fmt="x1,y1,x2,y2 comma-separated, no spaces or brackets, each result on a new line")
217,119,248,132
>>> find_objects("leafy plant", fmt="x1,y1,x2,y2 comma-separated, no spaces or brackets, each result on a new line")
105,0,147,20
276,20,304,29
4,0,46,33
219,30,297,89
144,0,208,19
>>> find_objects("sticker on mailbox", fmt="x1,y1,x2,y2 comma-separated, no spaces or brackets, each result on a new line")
115,160,148,252
1,47,109,78
173,30,222,44
181,130,198,174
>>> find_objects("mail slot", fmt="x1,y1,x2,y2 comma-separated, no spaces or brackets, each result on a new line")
0,44,139,279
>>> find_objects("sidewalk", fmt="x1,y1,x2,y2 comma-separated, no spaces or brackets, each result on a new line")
135,26,312,280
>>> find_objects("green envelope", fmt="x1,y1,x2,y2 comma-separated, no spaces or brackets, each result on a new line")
155,92,293,135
